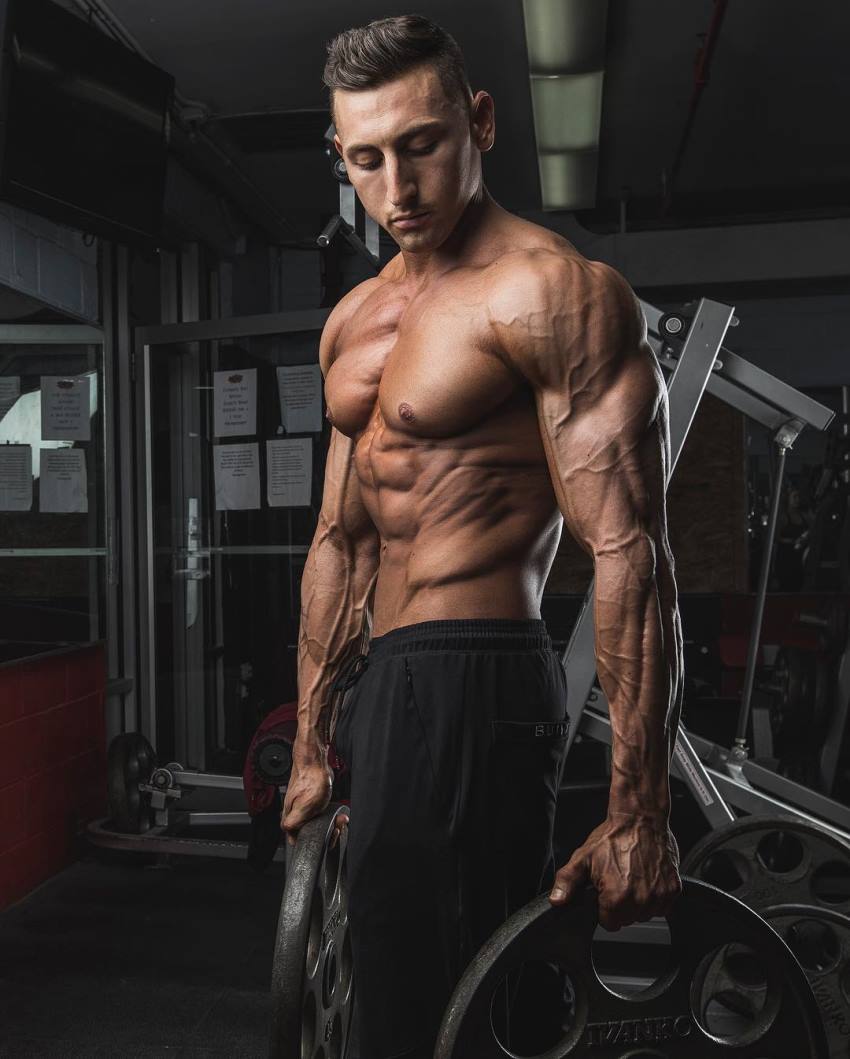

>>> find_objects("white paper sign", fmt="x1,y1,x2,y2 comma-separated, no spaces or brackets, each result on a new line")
0,377,21,421
276,364,322,433
41,376,91,441
214,442,260,511
0,444,33,511
267,438,312,508
40,448,87,513
214,367,257,437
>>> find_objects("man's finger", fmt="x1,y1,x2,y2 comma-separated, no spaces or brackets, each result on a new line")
549,856,587,903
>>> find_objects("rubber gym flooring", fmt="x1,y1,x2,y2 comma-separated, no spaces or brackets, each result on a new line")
0,849,284,1057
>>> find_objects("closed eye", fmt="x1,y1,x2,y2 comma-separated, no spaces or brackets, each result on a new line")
353,142,438,171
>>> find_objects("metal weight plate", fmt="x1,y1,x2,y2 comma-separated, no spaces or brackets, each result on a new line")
106,732,155,834
683,815,850,913
255,735,294,786
762,903,850,1058
434,878,828,1058
269,804,353,1059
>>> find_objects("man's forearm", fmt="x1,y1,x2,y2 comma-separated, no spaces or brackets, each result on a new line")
296,512,379,749
594,549,683,819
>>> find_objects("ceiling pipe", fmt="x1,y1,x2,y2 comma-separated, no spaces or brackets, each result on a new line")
662,0,730,215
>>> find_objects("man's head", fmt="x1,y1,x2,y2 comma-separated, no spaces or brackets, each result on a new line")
324,15,494,253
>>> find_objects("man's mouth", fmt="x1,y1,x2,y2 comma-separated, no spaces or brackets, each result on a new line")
392,212,431,229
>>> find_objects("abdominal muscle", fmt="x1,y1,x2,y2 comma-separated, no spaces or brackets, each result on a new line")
359,420,564,637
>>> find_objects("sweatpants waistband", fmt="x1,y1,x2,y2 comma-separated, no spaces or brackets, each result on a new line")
366,618,552,660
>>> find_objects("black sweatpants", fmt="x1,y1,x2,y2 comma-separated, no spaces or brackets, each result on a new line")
332,619,569,1059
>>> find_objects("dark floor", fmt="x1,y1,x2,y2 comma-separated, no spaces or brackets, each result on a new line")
0,848,284,1058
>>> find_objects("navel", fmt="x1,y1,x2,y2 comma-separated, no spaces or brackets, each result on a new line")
398,402,416,423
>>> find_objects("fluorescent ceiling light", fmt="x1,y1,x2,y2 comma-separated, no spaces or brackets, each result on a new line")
538,150,599,210
531,71,605,152
522,0,608,73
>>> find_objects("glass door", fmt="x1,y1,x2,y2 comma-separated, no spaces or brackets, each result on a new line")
136,310,330,773
0,324,111,663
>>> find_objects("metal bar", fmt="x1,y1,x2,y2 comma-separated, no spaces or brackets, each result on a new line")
578,708,850,844
0,548,108,556
642,300,834,432
179,244,206,772
159,545,311,557
0,325,104,343
135,309,330,346
736,439,789,743
139,342,157,744
664,298,736,473
669,728,850,835
101,240,122,746
740,758,850,834
116,244,138,737
720,347,835,432
184,811,251,825
653,338,812,433
172,770,244,791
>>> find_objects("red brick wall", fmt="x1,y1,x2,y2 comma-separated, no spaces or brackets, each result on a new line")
0,643,106,909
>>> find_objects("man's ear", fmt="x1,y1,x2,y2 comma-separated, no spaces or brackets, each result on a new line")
470,91,495,153
333,134,344,157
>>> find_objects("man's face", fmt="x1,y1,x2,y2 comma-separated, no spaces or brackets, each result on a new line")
333,64,492,254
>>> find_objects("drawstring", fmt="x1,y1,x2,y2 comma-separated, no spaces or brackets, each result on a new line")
329,652,369,747
331,652,369,695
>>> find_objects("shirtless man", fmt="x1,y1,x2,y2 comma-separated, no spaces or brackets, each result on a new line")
281,14,683,1058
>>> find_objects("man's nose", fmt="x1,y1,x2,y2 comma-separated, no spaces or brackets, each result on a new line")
385,157,417,207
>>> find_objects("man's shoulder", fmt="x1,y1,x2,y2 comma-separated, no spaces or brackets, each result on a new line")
488,244,631,316
486,246,641,381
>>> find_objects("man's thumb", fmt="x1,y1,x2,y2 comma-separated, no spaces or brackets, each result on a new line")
549,856,587,904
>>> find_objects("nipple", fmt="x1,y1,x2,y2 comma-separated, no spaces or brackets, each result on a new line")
398,402,416,423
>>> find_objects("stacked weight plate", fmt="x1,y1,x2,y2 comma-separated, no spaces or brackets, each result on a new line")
684,814,850,1057
269,804,353,1059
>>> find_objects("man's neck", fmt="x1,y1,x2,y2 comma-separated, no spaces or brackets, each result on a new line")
398,187,498,283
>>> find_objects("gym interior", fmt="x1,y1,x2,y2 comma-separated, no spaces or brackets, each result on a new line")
0,0,849,1056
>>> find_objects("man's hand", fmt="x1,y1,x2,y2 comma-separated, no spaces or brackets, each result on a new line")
548,812,682,931
281,732,347,848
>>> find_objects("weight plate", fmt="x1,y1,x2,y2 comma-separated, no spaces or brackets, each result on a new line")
106,732,155,834
763,903,850,1058
254,736,293,786
269,804,352,1059
435,877,828,1058
682,815,850,914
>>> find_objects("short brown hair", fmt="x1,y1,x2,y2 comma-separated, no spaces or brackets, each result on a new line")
324,15,472,124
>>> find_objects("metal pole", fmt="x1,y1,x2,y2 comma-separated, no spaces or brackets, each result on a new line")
736,435,791,744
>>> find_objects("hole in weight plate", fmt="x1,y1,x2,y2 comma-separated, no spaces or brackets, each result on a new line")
488,959,577,1057
591,916,676,999
756,830,805,874
691,942,776,1047
783,918,841,974
322,942,337,1008
323,834,341,904
339,928,353,1003
698,850,748,893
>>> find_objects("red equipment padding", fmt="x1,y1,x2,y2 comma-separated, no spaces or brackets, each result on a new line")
243,701,345,817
